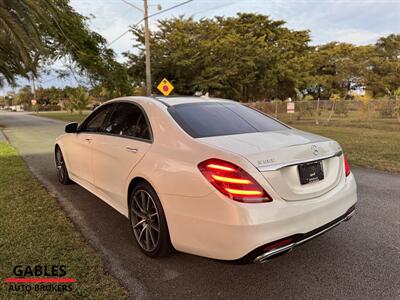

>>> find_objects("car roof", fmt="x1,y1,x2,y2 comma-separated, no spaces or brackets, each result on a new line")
116,96,235,107
153,96,235,106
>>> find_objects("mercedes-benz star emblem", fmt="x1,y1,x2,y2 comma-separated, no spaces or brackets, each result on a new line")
311,145,319,156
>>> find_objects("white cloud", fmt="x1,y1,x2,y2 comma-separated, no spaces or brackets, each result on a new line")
316,28,390,45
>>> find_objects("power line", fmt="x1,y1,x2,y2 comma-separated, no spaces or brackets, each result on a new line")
108,30,130,46
108,18,144,46
147,0,193,19
191,1,237,17
108,0,194,46
121,0,143,12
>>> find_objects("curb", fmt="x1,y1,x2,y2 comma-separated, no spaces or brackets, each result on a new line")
0,129,8,142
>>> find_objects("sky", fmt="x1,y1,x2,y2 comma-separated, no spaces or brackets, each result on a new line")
2,0,400,94
69,0,400,60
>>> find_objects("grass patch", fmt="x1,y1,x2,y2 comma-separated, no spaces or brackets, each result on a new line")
0,142,127,299
282,116,400,173
32,111,89,123
294,124,400,173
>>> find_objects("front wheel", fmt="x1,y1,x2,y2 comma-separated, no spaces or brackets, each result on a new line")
55,147,72,185
129,182,173,257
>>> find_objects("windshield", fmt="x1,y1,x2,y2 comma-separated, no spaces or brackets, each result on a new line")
168,102,289,138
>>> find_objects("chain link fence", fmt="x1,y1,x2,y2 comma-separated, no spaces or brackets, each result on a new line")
248,99,400,121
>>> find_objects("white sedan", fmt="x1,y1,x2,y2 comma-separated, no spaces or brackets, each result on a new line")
55,96,357,263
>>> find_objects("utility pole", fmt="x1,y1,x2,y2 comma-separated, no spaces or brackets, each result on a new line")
143,0,152,96
119,0,192,96
32,75,37,100
31,74,38,113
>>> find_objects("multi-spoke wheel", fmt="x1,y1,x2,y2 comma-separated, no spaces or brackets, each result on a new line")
129,182,172,257
55,146,72,185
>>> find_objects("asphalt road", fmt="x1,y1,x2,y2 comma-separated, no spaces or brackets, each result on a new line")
1,111,399,300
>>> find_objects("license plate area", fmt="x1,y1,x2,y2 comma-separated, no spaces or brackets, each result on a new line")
298,160,324,185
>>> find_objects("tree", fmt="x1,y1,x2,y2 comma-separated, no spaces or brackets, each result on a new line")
365,34,400,97
68,86,90,115
0,0,131,96
16,85,33,105
125,13,311,101
35,86,65,105
306,43,375,99
0,0,52,85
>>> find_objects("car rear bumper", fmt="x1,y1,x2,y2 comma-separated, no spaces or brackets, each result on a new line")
161,173,357,260
252,205,355,263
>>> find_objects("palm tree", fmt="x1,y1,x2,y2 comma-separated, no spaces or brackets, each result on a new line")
69,86,90,115
0,0,55,85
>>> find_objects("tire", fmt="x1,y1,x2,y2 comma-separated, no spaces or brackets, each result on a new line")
129,182,173,258
55,146,72,185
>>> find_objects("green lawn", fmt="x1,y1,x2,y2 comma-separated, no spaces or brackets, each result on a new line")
32,111,89,123
33,110,400,173
0,142,127,299
285,116,400,173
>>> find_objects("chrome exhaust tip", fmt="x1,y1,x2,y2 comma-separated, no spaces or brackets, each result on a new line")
254,244,295,263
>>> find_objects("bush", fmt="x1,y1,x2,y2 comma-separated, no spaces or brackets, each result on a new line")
26,104,61,111
303,94,314,101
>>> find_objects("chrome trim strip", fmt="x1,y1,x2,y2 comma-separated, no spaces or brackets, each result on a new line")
254,209,355,263
295,209,354,246
257,150,343,172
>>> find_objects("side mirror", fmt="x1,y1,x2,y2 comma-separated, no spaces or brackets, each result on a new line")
65,122,78,133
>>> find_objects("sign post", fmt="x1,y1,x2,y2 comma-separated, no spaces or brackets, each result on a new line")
287,102,295,113
157,78,174,96
31,99,38,114
287,102,295,121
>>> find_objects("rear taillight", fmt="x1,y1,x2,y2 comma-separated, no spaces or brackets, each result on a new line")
344,155,351,177
198,158,272,203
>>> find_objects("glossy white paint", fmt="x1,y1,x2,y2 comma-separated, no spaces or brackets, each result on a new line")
56,96,357,260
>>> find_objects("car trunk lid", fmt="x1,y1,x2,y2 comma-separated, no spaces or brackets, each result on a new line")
198,129,343,201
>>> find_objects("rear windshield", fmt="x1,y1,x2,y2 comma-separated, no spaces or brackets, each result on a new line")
168,102,289,138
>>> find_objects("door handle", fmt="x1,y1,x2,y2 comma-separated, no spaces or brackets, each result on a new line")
126,146,138,153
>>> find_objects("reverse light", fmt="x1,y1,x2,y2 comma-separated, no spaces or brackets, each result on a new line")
198,159,272,203
344,155,351,177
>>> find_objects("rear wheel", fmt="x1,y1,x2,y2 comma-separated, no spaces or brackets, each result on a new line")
129,182,172,257
55,147,72,185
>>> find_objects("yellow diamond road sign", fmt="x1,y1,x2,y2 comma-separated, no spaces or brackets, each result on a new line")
157,78,174,96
